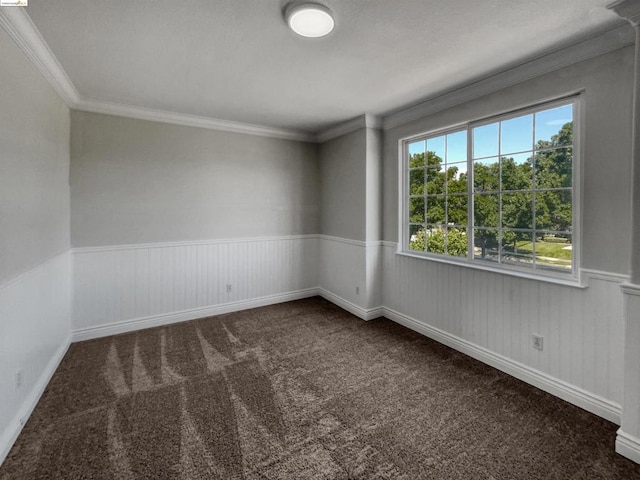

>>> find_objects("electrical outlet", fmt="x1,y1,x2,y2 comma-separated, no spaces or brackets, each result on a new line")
15,370,23,390
226,284,232,293
532,334,544,351
356,286,360,295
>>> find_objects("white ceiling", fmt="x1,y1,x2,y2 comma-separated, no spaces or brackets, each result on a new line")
24,0,623,135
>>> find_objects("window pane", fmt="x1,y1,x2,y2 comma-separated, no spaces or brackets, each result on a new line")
409,225,425,251
473,157,499,192
500,231,534,268
409,196,425,223
404,99,575,278
426,163,445,195
535,104,573,147
501,153,533,191
501,114,533,154
473,229,499,262
409,152,425,169
425,227,446,255
447,130,467,163
409,169,425,195
473,194,499,228
535,147,573,189
534,233,572,272
446,162,467,194
446,227,468,257
473,122,499,159
535,190,572,232
426,196,446,224
426,135,446,161
448,195,468,225
502,192,533,230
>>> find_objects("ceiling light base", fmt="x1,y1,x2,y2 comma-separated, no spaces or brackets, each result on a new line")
285,2,335,38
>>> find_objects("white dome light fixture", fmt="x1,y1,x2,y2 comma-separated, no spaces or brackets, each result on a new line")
286,3,335,38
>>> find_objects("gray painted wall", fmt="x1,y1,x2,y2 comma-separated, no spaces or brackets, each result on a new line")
70,111,320,247
319,128,367,241
366,127,383,242
382,46,635,275
0,28,70,285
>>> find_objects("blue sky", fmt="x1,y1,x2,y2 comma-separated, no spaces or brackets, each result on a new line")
408,103,573,173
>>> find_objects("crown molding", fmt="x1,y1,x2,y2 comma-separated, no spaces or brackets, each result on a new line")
382,22,634,131
75,98,317,142
0,8,316,142
0,6,79,106
316,113,382,143
608,0,640,26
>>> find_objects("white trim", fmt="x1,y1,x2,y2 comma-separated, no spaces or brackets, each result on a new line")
609,0,640,27
616,430,640,463
316,114,382,143
0,334,71,466
72,234,318,254
318,234,383,248
581,269,630,284
394,250,586,288
382,306,622,424
382,23,634,131
0,9,314,142
318,288,383,321
72,288,319,342
75,98,316,142
382,242,629,286
0,7,79,106
621,283,640,296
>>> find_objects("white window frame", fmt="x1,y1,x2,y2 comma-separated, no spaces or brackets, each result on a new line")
398,95,582,287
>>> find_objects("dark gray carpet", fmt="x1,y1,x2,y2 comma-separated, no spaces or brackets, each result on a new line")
2,297,639,479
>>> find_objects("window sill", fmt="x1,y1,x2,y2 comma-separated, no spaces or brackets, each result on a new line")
394,249,586,288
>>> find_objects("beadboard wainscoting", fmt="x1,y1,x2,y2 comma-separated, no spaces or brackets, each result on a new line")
72,236,319,340
381,242,627,423
0,252,72,465
318,235,384,320
617,284,640,463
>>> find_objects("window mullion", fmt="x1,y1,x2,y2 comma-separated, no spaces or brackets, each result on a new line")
532,112,537,270
467,126,474,260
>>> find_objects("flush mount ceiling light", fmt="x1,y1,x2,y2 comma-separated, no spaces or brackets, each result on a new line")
286,3,335,38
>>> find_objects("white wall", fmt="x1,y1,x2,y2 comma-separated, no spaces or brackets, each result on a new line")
73,236,318,339
0,27,71,464
318,125,383,314
377,46,635,421
69,111,321,335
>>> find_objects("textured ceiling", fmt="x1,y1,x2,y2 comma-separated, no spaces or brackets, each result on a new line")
26,0,622,134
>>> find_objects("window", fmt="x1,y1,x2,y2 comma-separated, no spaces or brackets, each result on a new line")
403,97,577,279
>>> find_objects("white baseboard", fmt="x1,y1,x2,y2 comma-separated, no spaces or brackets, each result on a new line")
318,288,384,321
0,334,71,466
382,306,622,424
616,429,640,464
72,288,319,342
